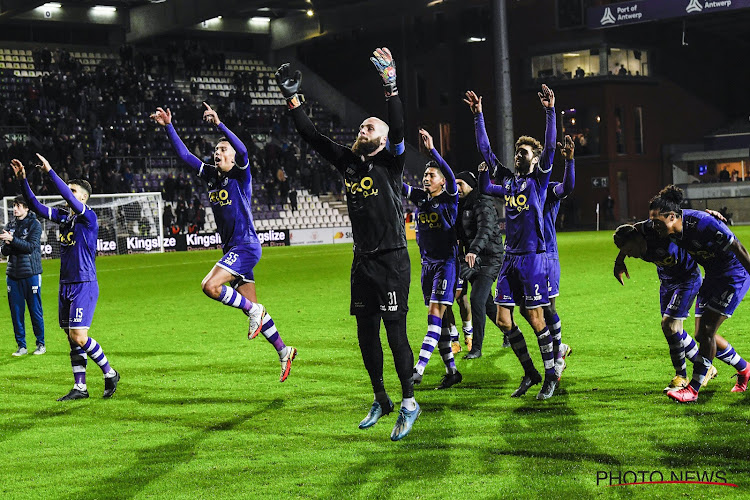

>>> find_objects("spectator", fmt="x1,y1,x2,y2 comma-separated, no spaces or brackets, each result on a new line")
1,196,45,356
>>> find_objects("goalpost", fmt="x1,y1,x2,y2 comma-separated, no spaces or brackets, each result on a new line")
2,192,164,258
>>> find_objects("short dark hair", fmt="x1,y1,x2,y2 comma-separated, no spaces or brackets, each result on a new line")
13,195,27,208
649,185,683,216
69,179,93,197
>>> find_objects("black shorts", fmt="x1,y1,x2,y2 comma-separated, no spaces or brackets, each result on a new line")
351,247,410,319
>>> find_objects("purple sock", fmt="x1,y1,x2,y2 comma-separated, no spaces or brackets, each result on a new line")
82,337,112,374
716,344,748,371
688,355,712,392
416,315,442,374
259,311,285,353
535,327,556,376
507,326,537,375
70,344,87,385
667,332,687,378
547,312,562,360
218,285,253,313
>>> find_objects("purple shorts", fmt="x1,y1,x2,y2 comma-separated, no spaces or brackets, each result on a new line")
695,269,750,318
495,253,549,309
421,258,457,306
216,245,262,284
59,281,99,330
547,254,561,298
660,275,701,320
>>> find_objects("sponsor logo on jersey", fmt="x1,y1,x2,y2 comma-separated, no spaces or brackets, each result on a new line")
209,189,232,206
505,194,530,211
345,176,379,198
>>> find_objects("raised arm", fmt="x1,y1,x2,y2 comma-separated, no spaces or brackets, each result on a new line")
553,135,575,198
370,47,404,156
420,128,456,195
11,159,62,222
478,163,505,198
37,154,86,215
151,107,203,172
536,84,557,189
203,102,249,168
464,91,512,180
275,63,351,169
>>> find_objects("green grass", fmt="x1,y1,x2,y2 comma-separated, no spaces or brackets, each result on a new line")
1,230,749,499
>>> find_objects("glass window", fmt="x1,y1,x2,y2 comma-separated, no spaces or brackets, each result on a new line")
560,107,600,156
614,107,626,154
634,106,644,154
609,48,648,77
530,47,647,82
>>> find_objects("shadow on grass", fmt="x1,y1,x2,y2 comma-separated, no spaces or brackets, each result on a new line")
61,398,284,500
324,399,455,498
0,403,88,445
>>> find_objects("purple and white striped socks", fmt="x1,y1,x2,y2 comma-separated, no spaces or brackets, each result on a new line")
259,311,286,354
716,343,748,372
535,327,556,376
219,285,253,313
415,315,442,376
82,337,115,377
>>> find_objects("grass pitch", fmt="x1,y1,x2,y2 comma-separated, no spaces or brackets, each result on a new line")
1,229,749,499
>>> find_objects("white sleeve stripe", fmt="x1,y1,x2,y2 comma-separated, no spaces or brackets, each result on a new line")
199,164,205,176
47,207,52,219
722,234,734,251
237,160,250,170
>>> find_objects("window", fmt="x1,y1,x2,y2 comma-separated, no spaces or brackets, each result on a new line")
560,107,600,156
614,107,626,154
634,106,644,154
530,47,648,82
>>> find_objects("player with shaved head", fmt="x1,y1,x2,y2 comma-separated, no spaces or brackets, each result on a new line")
278,48,419,441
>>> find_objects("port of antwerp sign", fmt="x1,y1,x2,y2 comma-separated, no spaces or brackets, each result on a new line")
587,0,750,29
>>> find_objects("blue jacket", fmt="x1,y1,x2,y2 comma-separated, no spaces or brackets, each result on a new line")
2,211,43,279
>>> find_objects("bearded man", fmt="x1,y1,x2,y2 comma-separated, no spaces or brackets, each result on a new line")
277,48,420,441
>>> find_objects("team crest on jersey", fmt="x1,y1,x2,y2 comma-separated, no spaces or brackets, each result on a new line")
520,181,527,191
504,180,511,190
684,218,697,230
222,177,229,187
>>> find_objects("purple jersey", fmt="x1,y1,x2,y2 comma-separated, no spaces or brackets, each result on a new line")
403,148,458,262
165,123,259,253
22,172,97,283
197,164,260,251
672,209,744,278
638,222,700,284
543,159,575,256
475,109,556,255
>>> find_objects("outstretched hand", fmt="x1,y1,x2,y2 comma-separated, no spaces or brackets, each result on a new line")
557,135,575,160
203,102,221,126
150,107,172,126
370,47,396,84
35,154,52,173
419,128,434,151
614,261,630,285
9,159,26,180
463,91,482,114
275,63,302,99
705,209,728,223
538,84,555,108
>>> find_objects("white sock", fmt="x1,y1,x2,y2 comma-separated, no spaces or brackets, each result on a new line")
463,320,472,333
401,397,417,411
74,383,87,391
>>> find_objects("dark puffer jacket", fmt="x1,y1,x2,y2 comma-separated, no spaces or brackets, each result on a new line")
457,189,504,268
2,211,43,279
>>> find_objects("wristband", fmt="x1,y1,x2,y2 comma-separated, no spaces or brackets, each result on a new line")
286,93,305,110
383,83,398,98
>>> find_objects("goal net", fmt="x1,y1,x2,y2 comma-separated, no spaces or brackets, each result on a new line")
2,191,164,258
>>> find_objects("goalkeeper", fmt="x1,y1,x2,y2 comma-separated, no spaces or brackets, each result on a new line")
151,102,296,382
277,48,419,441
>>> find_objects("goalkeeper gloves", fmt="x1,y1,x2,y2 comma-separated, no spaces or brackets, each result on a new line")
370,47,397,98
